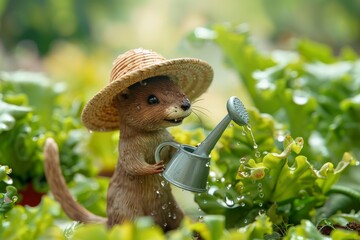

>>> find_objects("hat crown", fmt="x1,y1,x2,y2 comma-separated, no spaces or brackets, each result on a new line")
110,48,166,82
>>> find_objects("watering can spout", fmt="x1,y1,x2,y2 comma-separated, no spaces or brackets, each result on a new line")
193,115,231,157
193,96,249,157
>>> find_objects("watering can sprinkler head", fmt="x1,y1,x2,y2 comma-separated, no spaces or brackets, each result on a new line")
227,96,249,126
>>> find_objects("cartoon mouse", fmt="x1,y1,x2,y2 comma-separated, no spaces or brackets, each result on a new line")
44,48,213,231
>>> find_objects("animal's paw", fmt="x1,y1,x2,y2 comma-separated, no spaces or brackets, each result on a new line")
150,161,165,174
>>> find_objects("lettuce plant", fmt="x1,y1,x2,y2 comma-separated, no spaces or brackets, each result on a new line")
0,165,17,216
186,24,360,237
189,24,360,166
0,72,96,193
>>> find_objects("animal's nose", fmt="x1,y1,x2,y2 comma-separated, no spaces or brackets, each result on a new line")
181,99,191,111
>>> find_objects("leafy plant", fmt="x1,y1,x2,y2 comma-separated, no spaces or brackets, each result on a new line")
2,24,360,238
185,24,360,238
190,24,360,167
0,71,96,194
0,165,17,216
0,196,64,239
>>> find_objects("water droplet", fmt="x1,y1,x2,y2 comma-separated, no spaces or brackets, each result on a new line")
239,171,249,178
173,214,177,220
136,105,141,110
259,193,264,198
161,180,166,187
203,200,207,204
229,123,234,128
293,90,309,105
163,222,168,227
150,211,157,216
162,203,168,210
225,197,235,207
255,151,261,158
259,202,263,207
244,219,248,224
240,202,246,207
258,183,262,187
258,209,265,215
227,184,232,190
205,162,210,167
240,157,247,164
237,195,245,201
198,215,204,221
242,126,247,136
220,177,225,183
140,80,147,86
247,125,260,156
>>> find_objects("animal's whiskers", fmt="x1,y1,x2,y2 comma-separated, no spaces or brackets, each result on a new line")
191,101,210,124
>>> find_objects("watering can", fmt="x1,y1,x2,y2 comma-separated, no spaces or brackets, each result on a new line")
155,96,249,192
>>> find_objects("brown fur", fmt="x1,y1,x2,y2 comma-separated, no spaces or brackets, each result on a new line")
44,76,191,231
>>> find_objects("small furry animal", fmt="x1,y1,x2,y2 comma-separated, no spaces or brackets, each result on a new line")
44,76,192,231
44,48,213,232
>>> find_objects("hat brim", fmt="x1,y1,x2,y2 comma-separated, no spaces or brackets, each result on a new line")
81,58,213,131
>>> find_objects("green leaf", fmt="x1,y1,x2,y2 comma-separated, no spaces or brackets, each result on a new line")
72,217,166,240
0,100,31,133
0,186,18,215
330,229,360,240
270,155,317,203
297,39,336,63
203,215,226,240
1,71,64,128
0,197,63,239
0,165,13,184
228,215,273,239
284,220,329,240
316,152,359,193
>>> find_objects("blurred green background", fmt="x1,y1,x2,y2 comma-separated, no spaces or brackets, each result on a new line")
1,0,359,115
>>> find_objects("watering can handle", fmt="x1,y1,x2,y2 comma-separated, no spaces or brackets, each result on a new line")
155,141,180,163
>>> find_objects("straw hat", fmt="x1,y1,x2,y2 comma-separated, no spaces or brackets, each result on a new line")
81,48,213,131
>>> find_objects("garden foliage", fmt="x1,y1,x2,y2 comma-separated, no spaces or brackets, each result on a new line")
0,25,360,238
0,72,96,193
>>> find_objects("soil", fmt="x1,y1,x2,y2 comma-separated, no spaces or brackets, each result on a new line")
319,222,360,236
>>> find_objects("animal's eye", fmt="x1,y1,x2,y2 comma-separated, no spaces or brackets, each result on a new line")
148,95,160,104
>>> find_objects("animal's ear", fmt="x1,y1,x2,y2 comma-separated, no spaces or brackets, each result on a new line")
118,88,130,100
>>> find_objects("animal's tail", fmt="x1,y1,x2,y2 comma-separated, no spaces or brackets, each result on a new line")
44,138,107,224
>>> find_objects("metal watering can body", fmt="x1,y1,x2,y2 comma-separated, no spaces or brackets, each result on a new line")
155,96,249,193
155,142,210,192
